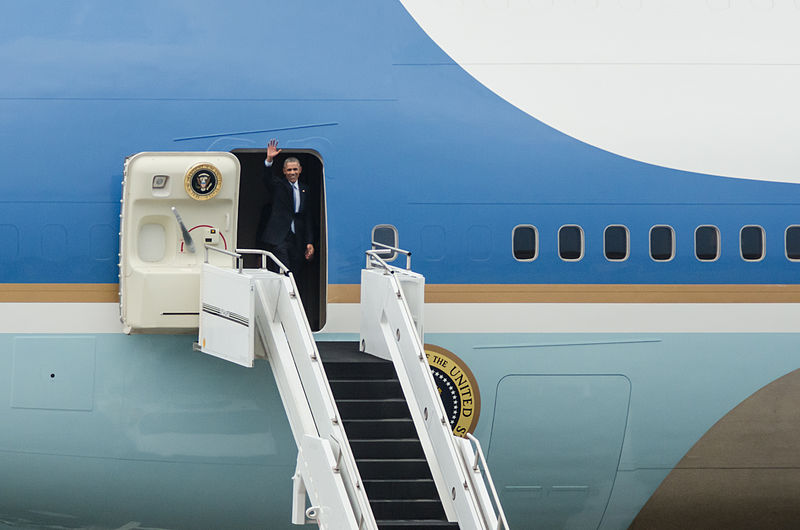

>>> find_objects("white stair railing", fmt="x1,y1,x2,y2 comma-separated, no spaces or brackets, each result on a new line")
252,255,377,530
359,247,509,530
462,434,511,530
200,248,376,529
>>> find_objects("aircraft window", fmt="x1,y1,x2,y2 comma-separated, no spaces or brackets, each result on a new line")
695,225,720,261
137,222,166,262
650,225,674,261
512,225,538,261
604,225,629,261
558,225,584,261
0,224,19,260
372,224,398,261
740,225,764,261
786,226,800,261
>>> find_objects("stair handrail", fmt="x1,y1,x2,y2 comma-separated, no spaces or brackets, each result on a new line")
361,252,503,529
205,245,292,275
235,248,292,274
281,271,373,528
240,249,375,529
204,245,244,272
466,433,510,530
368,241,412,270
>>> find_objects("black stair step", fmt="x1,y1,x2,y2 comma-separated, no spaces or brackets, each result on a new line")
363,478,439,500
315,341,376,362
356,458,433,480
329,380,405,400
370,499,447,521
377,520,459,529
322,360,397,380
350,439,425,459
337,399,411,419
343,418,417,439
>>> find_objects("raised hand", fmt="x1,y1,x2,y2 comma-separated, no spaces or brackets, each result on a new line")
266,138,282,163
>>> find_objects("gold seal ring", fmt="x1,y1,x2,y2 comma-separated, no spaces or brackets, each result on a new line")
425,344,481,437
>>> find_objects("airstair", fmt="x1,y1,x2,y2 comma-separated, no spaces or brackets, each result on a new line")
196,245,509,530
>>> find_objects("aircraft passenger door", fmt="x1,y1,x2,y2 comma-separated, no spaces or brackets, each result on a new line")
119,152,240,333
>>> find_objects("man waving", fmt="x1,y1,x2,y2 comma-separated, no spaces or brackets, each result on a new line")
260,138,314,272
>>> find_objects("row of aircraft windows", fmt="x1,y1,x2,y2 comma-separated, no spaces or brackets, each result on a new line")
512,224,800,262
371,224,800,263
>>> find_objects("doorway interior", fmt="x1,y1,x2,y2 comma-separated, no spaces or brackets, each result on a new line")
232,149,326,331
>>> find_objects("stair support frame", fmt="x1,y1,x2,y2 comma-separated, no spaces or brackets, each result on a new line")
254,271,377,529
360,263,500,530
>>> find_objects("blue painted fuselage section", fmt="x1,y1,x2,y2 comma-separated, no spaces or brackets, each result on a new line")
2,1,799,285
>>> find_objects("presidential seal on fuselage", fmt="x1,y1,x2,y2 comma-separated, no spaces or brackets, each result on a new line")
425,344,481,437
184,163,221,200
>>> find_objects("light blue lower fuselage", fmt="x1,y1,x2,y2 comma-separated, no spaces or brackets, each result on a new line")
2,331,797,528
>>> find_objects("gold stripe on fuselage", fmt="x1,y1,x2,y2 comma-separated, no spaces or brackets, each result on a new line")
329,284,800,304
0,284,119,303
2,283,800,304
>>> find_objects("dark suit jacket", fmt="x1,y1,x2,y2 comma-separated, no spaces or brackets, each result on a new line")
260,173,313,249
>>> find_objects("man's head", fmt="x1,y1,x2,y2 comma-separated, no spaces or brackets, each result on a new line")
283,157,302,184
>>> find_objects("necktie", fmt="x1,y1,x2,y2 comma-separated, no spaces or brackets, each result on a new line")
291,183,299,233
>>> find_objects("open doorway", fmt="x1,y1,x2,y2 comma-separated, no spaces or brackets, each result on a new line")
232,149,326,331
